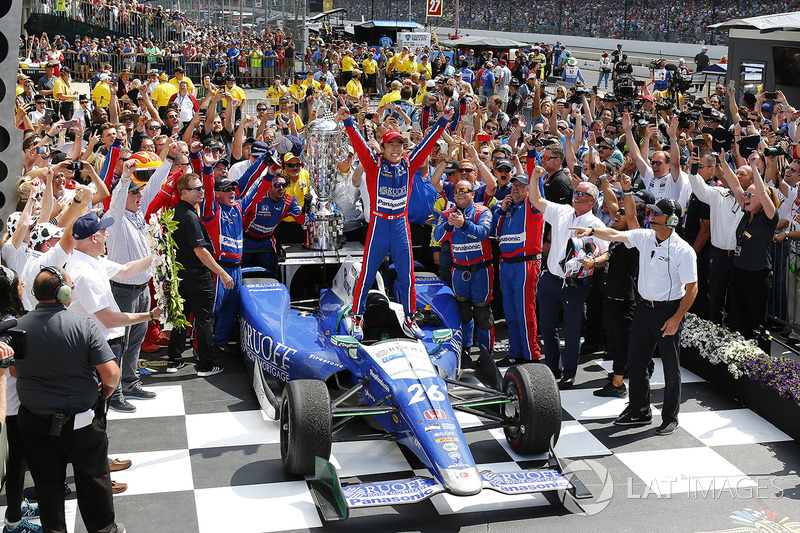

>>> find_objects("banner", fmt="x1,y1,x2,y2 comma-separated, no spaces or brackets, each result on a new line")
427,0,442,17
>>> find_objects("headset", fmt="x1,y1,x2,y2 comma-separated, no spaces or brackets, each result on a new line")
650,198,681,229
39,266,72,304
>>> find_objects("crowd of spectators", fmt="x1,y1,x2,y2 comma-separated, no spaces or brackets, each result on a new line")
335,0,800,43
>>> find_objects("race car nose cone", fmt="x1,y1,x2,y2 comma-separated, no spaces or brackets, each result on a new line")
441,466,482,496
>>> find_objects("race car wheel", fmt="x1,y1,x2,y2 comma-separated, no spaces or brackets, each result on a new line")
280,379,332,476
502,363,562,454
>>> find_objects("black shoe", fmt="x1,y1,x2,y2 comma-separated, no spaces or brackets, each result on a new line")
614,409,652,426
108,397,137,413
558,377,575,390
655,420,679,436
552,368,564,380
594,382,627,397
196,364,223,377
123,384,157,400
495,356,523,367
166,361,186,373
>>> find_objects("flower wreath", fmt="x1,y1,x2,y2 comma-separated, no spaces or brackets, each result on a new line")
146,209,190,330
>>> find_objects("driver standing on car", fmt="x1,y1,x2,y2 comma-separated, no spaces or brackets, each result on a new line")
337,105,451,341
433,177,494,356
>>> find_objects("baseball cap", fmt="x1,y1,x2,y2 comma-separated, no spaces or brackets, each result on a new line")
214,158,230,167
761,102,773,112
98,73,110,81
495,158,513,170
202,138,225,150
283,152,300,163
158,73,168,81
647,198,681,218
510,175,529,185
72,213,114,240
527,72,537,79
250,141,271,156
633,189,656,205
30,222,64,248
380,130,405,144
214,177,237,190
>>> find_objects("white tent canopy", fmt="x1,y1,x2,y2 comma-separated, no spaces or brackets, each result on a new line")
710,11,800,31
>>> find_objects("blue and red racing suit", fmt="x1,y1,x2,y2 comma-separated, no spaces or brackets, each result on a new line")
343,114,448,317
199,157,270,346
237,152,305,277
433,202,494,350
491,173,545,360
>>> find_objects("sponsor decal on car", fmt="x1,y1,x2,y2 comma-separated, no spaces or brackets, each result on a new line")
308,353,344,369
443,443,458,451
441,422,457,430
424,409,446,420
448,452,461,460
435,437,458,443
424,424,441,432
368,369,390,392
240,321,292,381
392,414,399,424
481,470,571,494
343,478,444,507
432,431,456,438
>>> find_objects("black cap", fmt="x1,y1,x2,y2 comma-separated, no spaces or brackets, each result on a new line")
509,77,521,86
647,198,682,218
214,177,236,190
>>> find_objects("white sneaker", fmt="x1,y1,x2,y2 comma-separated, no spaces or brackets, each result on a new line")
402,317,424,339
350,315,364,341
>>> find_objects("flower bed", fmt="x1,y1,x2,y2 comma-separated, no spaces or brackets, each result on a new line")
680,313,800,441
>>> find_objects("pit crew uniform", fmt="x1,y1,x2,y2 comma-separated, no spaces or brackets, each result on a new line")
342,113,449,335
433,202,494,351
237,153,304,278
491,174,545,361
198,154,271,346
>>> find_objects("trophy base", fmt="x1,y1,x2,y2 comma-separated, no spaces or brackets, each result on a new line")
305,215,343,251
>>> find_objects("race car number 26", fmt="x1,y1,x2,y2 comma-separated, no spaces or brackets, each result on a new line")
407,384,445,405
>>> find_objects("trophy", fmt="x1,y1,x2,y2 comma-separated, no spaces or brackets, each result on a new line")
304,118,346,250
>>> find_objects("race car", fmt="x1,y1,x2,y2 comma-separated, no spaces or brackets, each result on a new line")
238,259,591,521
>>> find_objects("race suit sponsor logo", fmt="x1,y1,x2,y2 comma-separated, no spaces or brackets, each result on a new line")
343,478,443,507
452,242,484,254
499,232,525,245
378,184,408,198
376,196,407,211
219,234,243,249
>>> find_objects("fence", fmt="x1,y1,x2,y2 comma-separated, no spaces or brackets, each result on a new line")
767,240,800,336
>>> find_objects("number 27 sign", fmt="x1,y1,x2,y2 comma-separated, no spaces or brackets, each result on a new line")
427,0,442,17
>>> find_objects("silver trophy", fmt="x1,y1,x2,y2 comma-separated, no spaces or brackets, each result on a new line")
304,118,346,250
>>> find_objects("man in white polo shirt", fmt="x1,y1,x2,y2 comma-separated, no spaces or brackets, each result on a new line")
572,197,697,436
528,166,607,389
686,151,750,324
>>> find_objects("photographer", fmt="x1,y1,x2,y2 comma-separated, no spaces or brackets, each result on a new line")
16,267,124,533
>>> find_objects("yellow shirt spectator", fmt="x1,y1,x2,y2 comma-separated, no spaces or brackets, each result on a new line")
288,82,306,103
346,78,363,100
152,81,178,107
265,84,288,100
379,88,401,107
53,76,76,103
221,83,246,109
283,167,310,222
362,57,378,75
341,55,357,73
91,81,112,108
417,61,432,79
169,75,195,94
302,77,320,93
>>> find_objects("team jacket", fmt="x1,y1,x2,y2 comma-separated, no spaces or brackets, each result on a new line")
343,114,448,219
491,174,545,259
199,163,268,262
433,202,493,266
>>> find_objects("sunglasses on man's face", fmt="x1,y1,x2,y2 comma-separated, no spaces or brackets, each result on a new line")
187,185,204,192
596,145,611,151
573,190,592,198
285,163,302,168
272,182,287,189
485,126,498,131
146,125,160,131
454,187,474,194
458,168,475,174
217,186,236,193
650,160,664,167
742,191,756,198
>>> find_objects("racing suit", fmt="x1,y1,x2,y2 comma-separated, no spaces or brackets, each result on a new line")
433,202,494,351
343,114,448,318
237,154,305,278
199,156,270,346
491,172,545,361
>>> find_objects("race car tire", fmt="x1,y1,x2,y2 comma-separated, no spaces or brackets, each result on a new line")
280,379,332,475
502,363,561,454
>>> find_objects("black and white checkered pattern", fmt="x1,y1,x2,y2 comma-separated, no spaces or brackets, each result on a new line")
4,350,797,533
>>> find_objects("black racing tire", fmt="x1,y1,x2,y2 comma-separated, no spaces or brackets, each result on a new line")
502,363,562,454
280,379,332,475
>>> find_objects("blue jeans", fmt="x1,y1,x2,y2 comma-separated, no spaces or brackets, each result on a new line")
598,71,611,88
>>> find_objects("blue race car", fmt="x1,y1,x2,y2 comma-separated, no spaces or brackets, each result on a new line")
238,261,590,521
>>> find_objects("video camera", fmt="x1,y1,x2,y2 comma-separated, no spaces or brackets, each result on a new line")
0,318,26,368
612,74,643,101
568,88,591,104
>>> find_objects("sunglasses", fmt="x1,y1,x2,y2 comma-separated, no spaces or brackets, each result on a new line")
697,164,712,169
485,126,498,131
541,155,558,161
596,145,611,151
785,167,799,174
573,190,592,198
146,126,160,130
210,148,222,153
272,182,287,189
742,191,756,198
217,186,236,193
187,185,204,192
458,168,475,173
650,160,663,166
285,163,302,168
257,108,267,111
496,167,512,173
454,187,474,194
557,125,567,131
